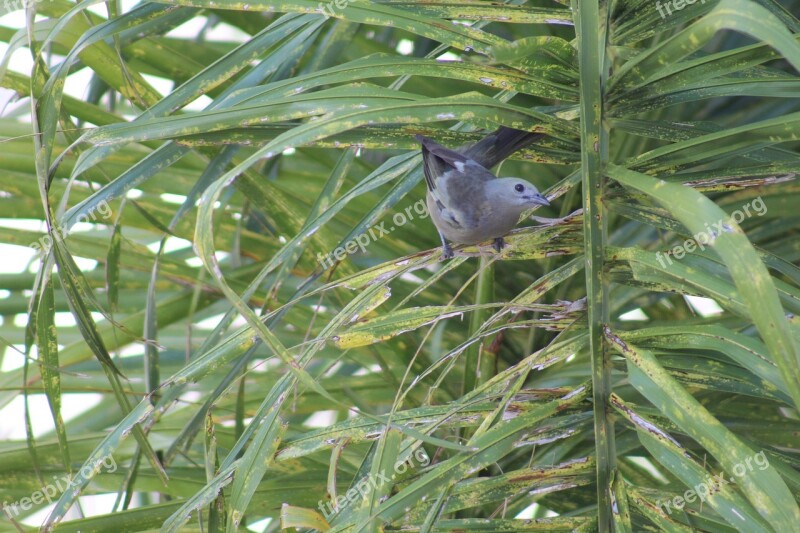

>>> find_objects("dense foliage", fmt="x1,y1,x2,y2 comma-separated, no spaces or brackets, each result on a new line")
0,0,799,531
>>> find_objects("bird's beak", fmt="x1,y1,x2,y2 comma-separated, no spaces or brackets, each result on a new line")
525,192,550,206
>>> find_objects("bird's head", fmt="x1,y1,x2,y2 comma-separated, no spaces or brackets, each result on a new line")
486,178,550,212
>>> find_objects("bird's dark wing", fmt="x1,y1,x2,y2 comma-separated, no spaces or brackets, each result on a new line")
440,164,496,229
462,126,542,169
416,134,474,192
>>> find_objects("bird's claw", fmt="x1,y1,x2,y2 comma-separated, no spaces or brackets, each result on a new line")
492,237,505,254
441,243,454,260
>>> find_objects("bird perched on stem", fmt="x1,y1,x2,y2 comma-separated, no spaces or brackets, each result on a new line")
417,127,550,259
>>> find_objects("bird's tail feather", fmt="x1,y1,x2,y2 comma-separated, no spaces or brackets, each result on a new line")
462,126,542,169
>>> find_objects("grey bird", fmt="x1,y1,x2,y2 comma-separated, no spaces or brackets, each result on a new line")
417,127,550,259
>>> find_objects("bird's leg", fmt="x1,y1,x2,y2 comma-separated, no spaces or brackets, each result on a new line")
442,243,453,259
438,231,453,260
492,237,505,254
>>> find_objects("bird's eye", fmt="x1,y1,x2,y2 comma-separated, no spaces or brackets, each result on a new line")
514,183,524,193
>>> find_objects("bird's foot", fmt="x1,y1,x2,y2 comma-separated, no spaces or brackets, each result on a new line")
441,243,454,260
492,237,505,254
